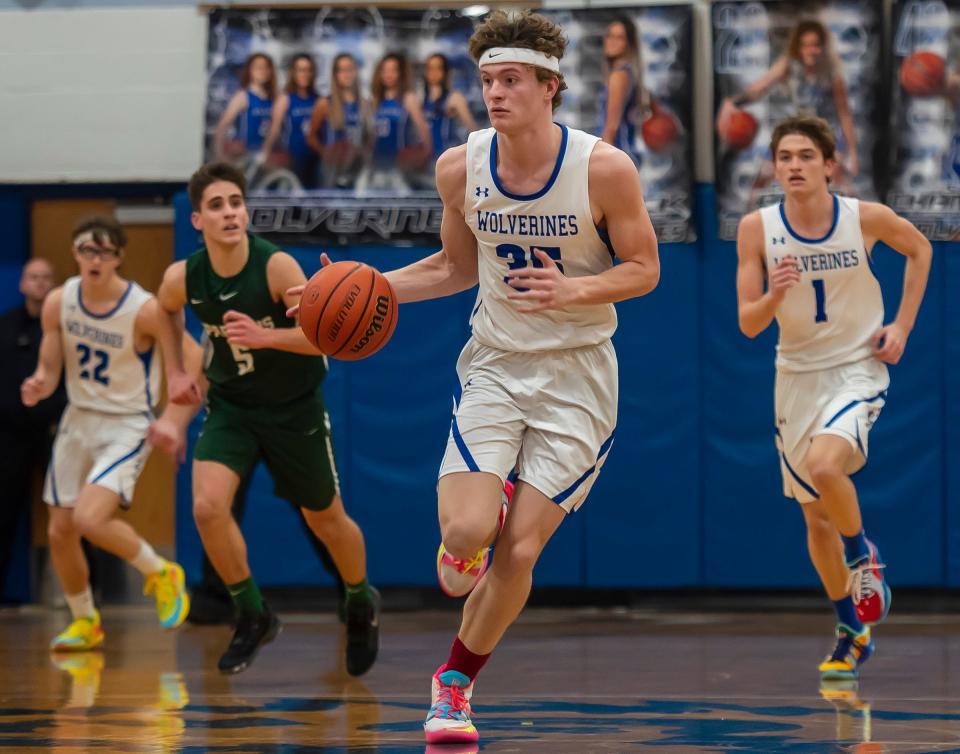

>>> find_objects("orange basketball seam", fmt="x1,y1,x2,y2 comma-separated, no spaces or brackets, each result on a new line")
311,262,363,352
331,267,377,358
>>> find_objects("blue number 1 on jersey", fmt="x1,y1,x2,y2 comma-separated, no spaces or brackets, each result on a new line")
812,279,828,323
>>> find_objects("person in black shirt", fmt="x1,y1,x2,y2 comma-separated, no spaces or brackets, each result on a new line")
0,258,66,600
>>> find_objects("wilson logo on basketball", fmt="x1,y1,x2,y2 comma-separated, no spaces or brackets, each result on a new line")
349,296,390,354
327,284,361,341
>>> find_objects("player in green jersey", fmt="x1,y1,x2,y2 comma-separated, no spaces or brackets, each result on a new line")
155,162,379,676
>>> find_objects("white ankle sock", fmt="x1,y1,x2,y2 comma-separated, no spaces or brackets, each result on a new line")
65,587,96,621
129,541,165,576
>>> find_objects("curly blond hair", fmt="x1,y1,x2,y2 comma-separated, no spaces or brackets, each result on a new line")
468,10,568,111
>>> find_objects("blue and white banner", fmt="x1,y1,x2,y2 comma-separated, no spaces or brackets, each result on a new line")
204,5,695,244
888,0,960,240
712,0,883,240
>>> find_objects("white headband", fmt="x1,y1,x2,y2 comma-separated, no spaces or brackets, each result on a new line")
73,230,117,250
478,47,561,74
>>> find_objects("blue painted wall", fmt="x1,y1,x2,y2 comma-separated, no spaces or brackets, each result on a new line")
0,184,954,595
172,187,958,589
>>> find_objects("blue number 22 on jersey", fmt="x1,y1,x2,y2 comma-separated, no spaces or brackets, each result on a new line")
77,343,110,386
496,244,565,290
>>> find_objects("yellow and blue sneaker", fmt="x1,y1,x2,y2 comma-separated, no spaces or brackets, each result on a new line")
819,625,873,681
50,611,104,652
144,561,190,630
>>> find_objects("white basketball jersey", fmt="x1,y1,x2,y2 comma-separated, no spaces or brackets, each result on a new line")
760,196,884,372
465,125,617,352
60,277,160,415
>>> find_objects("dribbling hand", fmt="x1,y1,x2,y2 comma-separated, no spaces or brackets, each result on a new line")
286,252,332,319
168,370,202,406
769,255,801,300
506,249,579,313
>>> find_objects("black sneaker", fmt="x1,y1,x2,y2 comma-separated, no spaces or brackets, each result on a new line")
345,587,380,677
217,605,282,675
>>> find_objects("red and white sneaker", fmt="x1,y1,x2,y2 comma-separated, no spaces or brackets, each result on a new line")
437,480,512,598
848,539,891,626
424,664,477,744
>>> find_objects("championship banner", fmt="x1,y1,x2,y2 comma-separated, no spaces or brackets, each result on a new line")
712,0,883,240
889,0,960,240
204,5,695,245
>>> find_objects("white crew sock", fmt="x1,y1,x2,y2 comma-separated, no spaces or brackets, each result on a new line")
65,587,96,621
129,541,165,576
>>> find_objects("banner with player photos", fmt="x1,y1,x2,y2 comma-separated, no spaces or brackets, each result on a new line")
712,0,884,240
203,5,695,245
888,0,960,240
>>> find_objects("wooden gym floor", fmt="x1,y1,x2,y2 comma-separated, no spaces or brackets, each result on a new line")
1,604,959,752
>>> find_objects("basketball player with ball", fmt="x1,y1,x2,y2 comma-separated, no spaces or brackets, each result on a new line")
155,161,380,677
295,10,659,743
737,115,930,684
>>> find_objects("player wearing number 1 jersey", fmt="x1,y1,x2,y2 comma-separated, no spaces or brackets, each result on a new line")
155,162,379,677
736,116,931,683
20,216,192,652
370,11,659,743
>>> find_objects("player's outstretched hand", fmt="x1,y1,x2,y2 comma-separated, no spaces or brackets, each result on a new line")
768,255,801,300
20,373,50,408
168,370,202,406
223,310,270,349
147,416,187,463
286,252,332,319
506,249,576,313
872,322,908,365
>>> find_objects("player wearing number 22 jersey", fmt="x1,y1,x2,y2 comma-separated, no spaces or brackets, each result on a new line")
21,216,192,653
736,116,931,685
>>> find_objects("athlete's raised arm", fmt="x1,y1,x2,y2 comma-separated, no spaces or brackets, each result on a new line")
860,201,932,364
736,211,800,338
21,287,64,407
225,251,325,356
506,144,659,313
383,145,479,303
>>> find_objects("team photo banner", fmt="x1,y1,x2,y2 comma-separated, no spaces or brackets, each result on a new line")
888,0,960,240
203,5,695,245
712,0,883,240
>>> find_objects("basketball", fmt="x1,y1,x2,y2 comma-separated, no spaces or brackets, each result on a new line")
298,261,398,360
641,112,679,152
900,50,946,96
719,110,758,149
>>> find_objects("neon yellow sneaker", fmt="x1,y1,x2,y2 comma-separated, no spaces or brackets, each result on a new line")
50,611,104,651
144,561,190,629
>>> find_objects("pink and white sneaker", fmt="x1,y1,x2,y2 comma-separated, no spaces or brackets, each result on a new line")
848,539,891,625
424,664,478,744
436,480,513,598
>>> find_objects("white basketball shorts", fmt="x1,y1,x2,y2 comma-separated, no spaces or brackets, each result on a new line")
439,337,618,513
44,405,151,508
774,357,889,503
